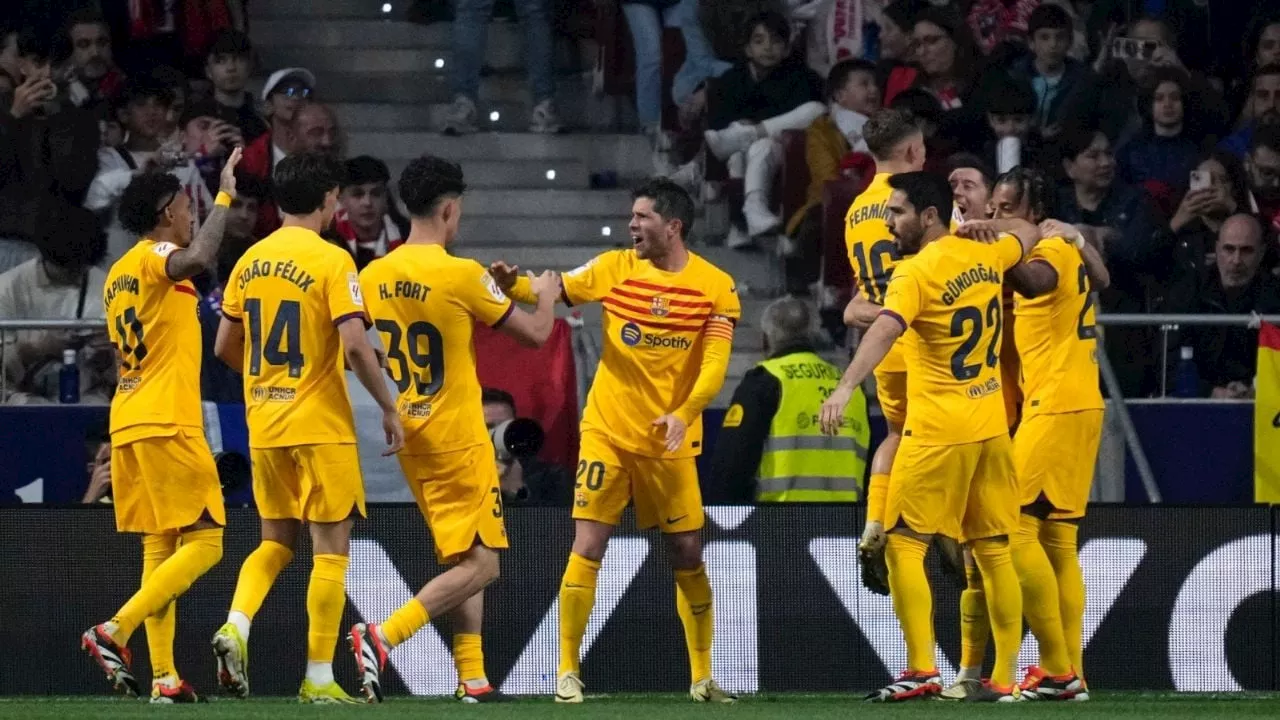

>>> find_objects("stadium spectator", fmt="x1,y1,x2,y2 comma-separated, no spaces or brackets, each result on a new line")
946,152,996,223
884,6,982,138
622,0,729,157
0,28,100,246
0,202,110,405
482,388,572,507
872,0,926,90
239,73,319,237
701,10,824,245
1158,214,1280,398
1168,151,1249,280
148,64,189,143
783,58,880,295
1116,68,1202,193
204,29,267,141
1228,15,1280,131
178,99,245,193
707,296,867,504
1056,127,1169,397
445,0,561,134
290,101,339,157
1009,3,1089,138
1220,65,1280,158
82,435,111,504
62,8,124,109
978,73,1048,175
888,86,949,172
84,77,213,269
0,22,19,101
1245,124,1280,232
966,0,1038,56
330,156,408,269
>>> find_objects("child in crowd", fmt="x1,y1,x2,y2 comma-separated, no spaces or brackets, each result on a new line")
1009,3,1089,138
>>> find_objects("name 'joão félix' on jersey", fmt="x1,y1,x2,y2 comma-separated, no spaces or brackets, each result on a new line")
237,259,317,293
940,263,1001,306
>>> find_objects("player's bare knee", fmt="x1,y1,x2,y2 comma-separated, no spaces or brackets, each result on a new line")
461,545,501,586
262,518,301,549
664,531,703,570
571,520,612,561
310,518,353,556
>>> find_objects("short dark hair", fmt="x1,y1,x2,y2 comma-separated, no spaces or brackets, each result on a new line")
399,155,466,217
206,29,252,60
864,108,921,159
1058,126,1106,162
118,173,182,235
887,171,953,223
985,75,1036,116
1252,122,1280,155
235,172,271,203
825,58,876,101
888,88,944,128
632,178,695,238
1027,3,1072,36
274,151,345,215
17,27,53,62
945,152,995,187
342,155,391,189
64,7,108,34
742,10,790,49
994,166,1055,221
481,387,516,413
120,76,174,108
38,200,106,269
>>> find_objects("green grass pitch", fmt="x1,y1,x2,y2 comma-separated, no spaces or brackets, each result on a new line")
1,693,1278,719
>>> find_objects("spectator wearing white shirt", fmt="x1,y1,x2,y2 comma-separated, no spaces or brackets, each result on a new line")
85,77,213,269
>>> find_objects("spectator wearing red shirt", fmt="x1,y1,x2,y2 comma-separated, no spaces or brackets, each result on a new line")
966,0,1038,56
239,68,317,236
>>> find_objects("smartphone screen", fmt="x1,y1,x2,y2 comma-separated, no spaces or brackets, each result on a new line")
1189,170,1210,191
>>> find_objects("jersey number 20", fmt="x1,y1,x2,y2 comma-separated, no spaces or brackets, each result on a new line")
375,319,445,395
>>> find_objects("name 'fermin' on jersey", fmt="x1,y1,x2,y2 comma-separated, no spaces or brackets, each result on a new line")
848,201,891,227
940,263,1001,306
235,258,317,293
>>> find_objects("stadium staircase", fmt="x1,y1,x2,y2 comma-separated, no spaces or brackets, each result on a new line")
249,0,787,405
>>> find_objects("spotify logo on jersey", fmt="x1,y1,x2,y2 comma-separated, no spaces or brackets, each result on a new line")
621,322,643,346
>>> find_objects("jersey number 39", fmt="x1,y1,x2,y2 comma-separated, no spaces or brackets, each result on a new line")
375,319,445,395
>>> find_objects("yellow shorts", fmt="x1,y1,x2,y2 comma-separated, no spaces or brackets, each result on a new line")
251,443,366,523
574,431,704,533
886,434,1018,542
1014,409,1103,520
112,427,226,534
874,367,908,430
400,444,509,564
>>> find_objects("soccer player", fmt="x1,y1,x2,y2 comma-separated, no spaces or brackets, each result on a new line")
819,172,1049,702
949,168,1108,700
841,108,926,591
82,148,242,703
210,151,405,704
348,156,560,703
489,178,740,703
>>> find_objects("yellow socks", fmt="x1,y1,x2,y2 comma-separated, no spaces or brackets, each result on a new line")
866,473,890,524
970,537,1022,689
885,533,935,673
958,564,988,678
1041,520,1086,680
381,598,430,648
674,564,714,684
453,633,486,684
230,540,294,620
1011,514,1072,677
141,534,179,679
305,554,349,664
111,528,223,645
557,553,600,675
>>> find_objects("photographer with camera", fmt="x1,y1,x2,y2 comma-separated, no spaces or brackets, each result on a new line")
483,388,572,507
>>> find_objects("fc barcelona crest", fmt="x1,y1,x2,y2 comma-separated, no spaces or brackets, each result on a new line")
650,296,670,317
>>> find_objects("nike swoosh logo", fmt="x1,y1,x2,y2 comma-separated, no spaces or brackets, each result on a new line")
666,515,688,524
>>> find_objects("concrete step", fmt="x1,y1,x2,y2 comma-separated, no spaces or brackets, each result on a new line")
330,98,634,133
454,245,608,271
252,0,396,19
383,157,591,189
347,131,649,163
259,42,592,76
462,189,631,217
253,19,449,48
459,217,628,246
311,71,590,106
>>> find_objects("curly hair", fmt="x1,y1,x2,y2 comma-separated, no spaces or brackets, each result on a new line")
398,154,466,217
118,172,182,235
994,166,1055,223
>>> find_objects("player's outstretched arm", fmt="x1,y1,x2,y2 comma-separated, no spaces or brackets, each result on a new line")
843,291,880,329
165,147,243,281
1043,219,1112,291
490,261,566,306
214,317,245,374
337,317,404,455
956,217,1042,259
495,271,559,347
820,313,904,435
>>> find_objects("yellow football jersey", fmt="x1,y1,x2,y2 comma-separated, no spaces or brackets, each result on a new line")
220,226,364,448
881,234,1024,445
846,172,908,373
359,244,514,455
1013,236,1104,416
563,249,740,458
104,238,204,441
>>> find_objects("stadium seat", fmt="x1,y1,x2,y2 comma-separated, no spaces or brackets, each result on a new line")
820,157,875,303
778,129,810,227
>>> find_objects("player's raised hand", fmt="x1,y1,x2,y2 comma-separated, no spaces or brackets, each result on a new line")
820,385,853,436
219,145,243,197
529,269,559,298
489,261,520,291
1038,219,1084,247
652,414,687,453
955,220,1000,244
381,409,405,456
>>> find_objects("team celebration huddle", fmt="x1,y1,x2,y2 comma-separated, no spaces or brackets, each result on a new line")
80,103,1104,705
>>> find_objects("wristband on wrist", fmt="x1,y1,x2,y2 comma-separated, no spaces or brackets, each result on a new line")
215,191,233,207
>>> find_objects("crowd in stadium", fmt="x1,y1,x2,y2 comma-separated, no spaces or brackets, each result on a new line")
0,2,1277,409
